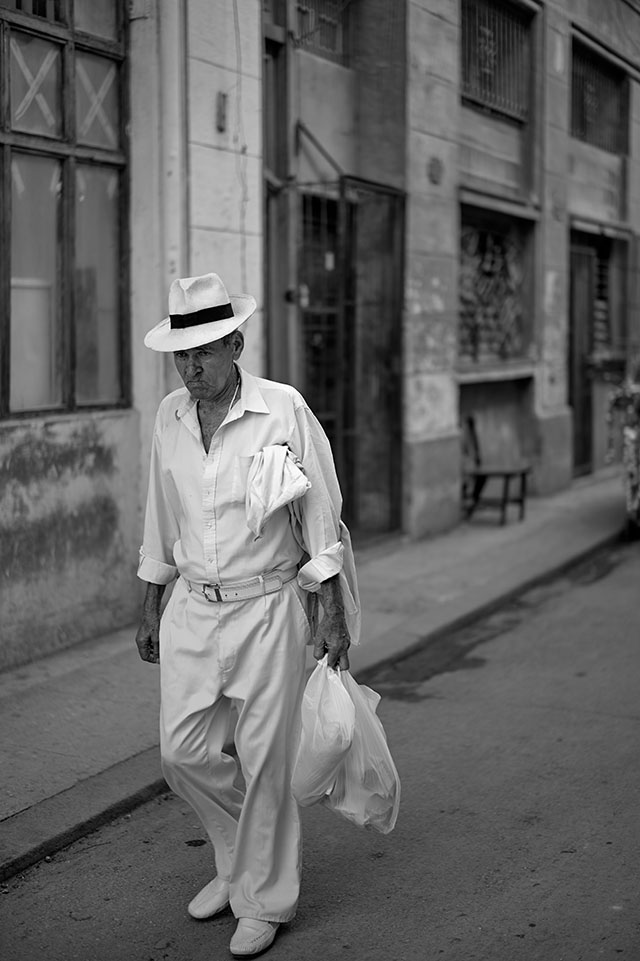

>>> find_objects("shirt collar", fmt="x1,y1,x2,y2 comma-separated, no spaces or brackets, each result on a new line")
175,389,196,421
237,366,270,415
174,365,270,425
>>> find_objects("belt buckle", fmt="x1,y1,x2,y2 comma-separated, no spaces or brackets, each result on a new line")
202,583,223,603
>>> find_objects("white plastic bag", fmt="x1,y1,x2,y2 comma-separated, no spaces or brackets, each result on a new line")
291,655,356,807
322,671,400,834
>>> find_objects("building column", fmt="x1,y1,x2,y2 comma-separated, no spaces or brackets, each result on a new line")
535,10,573,493
403,0,461,537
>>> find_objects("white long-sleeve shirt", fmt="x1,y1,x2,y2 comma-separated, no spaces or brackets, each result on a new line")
138,366,360,640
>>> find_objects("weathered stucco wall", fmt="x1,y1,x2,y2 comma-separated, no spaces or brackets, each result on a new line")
297,52,358,182
565,0,640,65
537,0,640,490
129,0,168,517
535,5,573,493
404,0,461,536
459,106,526,200
186,0,265,376
0,412,140,671
354,0,406,190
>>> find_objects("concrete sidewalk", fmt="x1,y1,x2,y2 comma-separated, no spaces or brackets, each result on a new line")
0,468,629,883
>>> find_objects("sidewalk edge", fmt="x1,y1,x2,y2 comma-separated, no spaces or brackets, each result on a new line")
0,748,167,884
356,528,625,680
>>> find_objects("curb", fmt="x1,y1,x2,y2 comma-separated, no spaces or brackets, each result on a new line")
357,527,625,682
0,749,167,884
0,526,626,884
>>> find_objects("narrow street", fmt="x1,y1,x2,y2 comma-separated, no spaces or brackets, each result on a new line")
2,542,640,961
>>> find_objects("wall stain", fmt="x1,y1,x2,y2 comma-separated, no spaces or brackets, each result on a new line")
0,422,115,497
1,494,119,581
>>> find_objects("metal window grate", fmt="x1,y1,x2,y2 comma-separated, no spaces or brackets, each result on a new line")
461,0,532,122
571,42,628,155
295,0,350,65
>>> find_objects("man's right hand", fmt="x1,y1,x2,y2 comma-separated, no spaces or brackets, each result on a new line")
135,617,160,663
135,582,166,664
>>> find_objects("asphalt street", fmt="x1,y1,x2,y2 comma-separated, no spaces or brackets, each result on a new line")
1,542,640,961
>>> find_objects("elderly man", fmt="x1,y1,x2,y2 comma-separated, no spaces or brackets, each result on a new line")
135,272,359,957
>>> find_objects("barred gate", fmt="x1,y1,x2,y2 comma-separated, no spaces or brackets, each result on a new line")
298,177,404,538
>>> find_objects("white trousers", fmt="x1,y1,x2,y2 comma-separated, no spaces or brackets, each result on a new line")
159,575,310,923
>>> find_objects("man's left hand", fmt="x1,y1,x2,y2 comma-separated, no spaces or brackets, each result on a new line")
313,611,351,671
313,573,351,670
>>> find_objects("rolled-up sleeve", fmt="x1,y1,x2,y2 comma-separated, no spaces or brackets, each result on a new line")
290,400,360,643
289,401,343,583
137,417,179,585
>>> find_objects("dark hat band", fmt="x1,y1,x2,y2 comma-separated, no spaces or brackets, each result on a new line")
170,303,235,329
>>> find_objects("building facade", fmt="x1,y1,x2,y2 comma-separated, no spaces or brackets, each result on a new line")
1,0,639,669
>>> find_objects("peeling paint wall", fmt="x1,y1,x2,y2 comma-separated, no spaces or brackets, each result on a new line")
0,412,140,671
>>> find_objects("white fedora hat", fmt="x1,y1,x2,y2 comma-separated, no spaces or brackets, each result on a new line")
144,272,257,352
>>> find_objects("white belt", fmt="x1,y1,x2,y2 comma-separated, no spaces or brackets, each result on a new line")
184,567,298,603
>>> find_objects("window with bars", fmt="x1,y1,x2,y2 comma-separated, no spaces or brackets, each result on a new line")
461,0,533,123
571,41,628,155
459,214,531,364
295,0,351,65
0,0,127,417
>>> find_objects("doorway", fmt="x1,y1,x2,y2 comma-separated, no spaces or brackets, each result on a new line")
298,177,404,537
569,244,595,475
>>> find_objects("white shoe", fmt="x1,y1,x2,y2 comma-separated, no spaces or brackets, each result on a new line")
229,918,280,956
187,877,230,919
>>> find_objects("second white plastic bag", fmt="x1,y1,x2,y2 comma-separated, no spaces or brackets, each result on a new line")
291,655,356,807
322,671,401,834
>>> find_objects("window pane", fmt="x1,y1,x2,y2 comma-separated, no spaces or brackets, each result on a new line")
10,154,62,412
76,52,120,149
75,166,121,405
571,43,627,154
0,0,63,22
10,31,62,138
74,0,118,40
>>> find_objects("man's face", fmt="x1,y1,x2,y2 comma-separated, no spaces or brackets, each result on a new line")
173,334,242,403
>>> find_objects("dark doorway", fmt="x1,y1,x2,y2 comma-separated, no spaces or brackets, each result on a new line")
569,244,595,475
298,178,404,538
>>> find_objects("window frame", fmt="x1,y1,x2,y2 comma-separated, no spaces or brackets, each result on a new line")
461,0,535,125
570,38,629,156
458,205,535,367
0,1,130,419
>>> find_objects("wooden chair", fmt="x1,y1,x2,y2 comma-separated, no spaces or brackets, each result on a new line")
461,414,531,525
